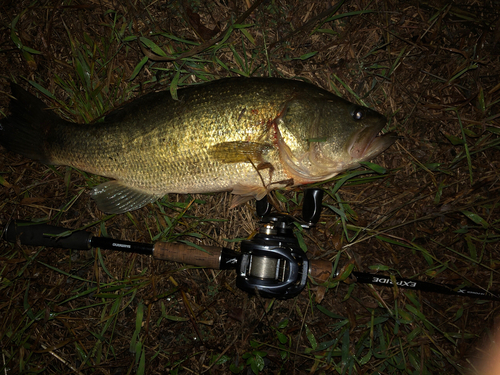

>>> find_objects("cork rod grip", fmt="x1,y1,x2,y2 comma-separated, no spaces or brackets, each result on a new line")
153,242,222,269
309,259,334,284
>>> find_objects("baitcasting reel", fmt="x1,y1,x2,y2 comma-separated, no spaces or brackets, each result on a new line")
234,189,323,299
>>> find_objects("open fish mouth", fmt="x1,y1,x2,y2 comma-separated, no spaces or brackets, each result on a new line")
349,125,398,162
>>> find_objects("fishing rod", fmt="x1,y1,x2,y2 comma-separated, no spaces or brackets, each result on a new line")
3,189,499,301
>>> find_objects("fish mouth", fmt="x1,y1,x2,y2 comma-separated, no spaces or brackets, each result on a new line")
349,124,398,162
276,119,398,185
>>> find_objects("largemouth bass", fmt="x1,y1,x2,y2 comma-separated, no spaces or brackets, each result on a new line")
0,78,397,214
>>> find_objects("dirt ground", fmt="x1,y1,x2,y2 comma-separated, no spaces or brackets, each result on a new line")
1,0,499,374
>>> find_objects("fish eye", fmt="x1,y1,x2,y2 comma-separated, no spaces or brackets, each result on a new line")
352,108,364,121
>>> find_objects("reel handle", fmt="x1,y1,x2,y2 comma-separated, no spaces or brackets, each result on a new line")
302,188,324,226
255,188,324,226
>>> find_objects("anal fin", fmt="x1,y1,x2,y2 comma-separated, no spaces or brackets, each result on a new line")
90,180,159,214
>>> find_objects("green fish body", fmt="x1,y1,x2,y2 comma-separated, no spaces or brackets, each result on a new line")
0,78,397,213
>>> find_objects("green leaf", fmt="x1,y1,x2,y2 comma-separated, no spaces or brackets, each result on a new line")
293,223,308,252
277,319,289,329
130,56,148,81
162,315,189,322
160,32,199,45
406,304,426,321
408,350,421,372
27,81,55,99
305,324,318,350
341,329,350,366
359,161,386,174
233,23,255,29
97,248,115,280
463,128,479,137
487,126,500,135
123,35,137,42
325,9,374,22
442,131,464,145
137,349,146,375
434,180,446,204
274,190,288,202
336,263,354,282
372,316,389,325
24,281,35,320
465,235,477,260
22,46,42,54
407,327,421,341
276,331,288,344
239,28,255,45
316,305,346,320
170,71,180,101
461,210,489,228
229,362,244,373
215,56,230,71
298,51,318,60
358,349,372,365
11,13,20,29
330,170,373,195
130,302,144,352
139,37,168,57
249,340,259,349
250,353,265,374
135,341,143,363
454,307,464,322
213,354,231,365
11,29,22,49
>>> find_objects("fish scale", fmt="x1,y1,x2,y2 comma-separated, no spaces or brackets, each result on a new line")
0,77,397,214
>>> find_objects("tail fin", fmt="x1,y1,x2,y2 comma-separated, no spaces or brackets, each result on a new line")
0,84,62,164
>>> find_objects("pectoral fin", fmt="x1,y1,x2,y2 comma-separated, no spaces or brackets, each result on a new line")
208,141,273,164
90,181,159,214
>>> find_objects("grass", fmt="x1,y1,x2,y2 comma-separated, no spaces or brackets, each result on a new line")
1,0,500,374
